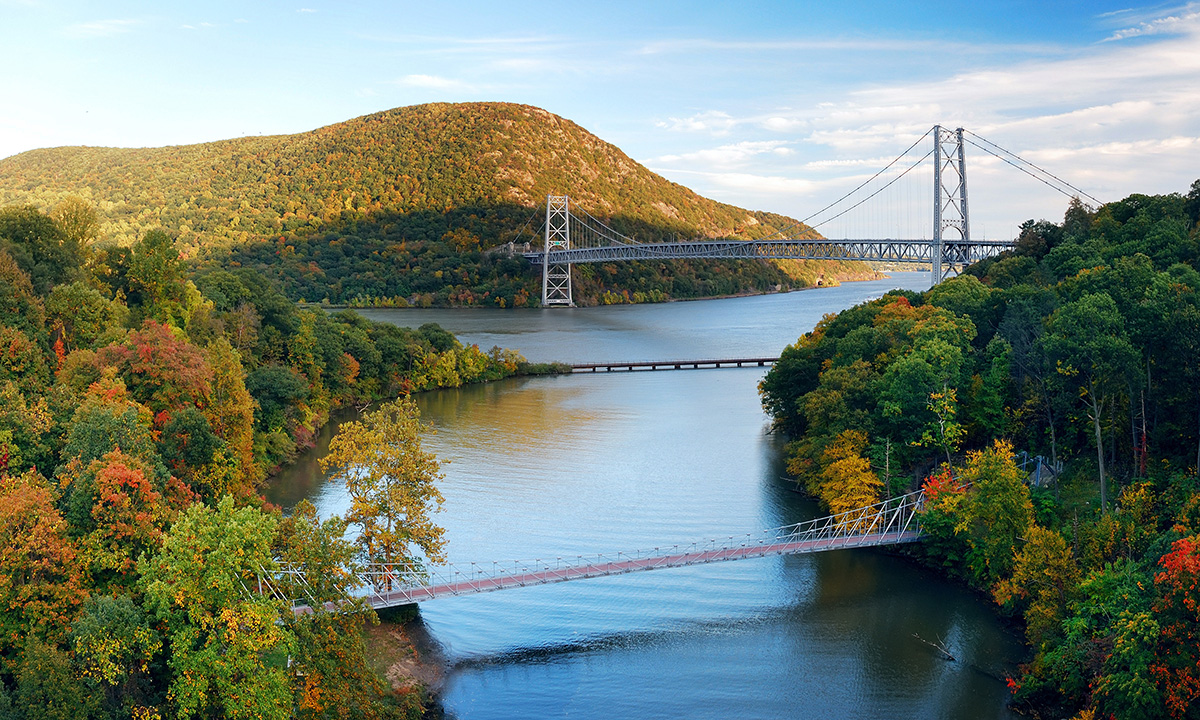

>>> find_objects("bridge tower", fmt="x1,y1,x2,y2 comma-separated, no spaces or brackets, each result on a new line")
542,195,574,306
932,126,970,284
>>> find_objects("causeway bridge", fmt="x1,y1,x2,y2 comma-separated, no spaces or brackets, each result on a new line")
274,488,925,611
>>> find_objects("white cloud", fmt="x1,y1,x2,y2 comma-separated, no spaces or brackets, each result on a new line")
65,19,139,38
297,8,317,13
656,110,737,134
653,141,794,168
1103,3,1200,40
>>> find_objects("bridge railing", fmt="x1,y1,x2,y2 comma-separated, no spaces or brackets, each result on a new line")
260,488,927,609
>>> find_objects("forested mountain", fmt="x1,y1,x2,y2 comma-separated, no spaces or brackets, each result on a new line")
0,102,869,306
760,182,1200,719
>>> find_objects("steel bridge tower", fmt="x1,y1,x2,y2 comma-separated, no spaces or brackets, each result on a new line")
541,195,574,306
932,126,970,284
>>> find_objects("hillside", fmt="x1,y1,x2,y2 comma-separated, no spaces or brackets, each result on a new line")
0,102,872,307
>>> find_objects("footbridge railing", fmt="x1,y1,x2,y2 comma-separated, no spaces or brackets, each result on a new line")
271,489,925,612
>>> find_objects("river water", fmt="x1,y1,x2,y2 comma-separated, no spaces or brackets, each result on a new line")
268,272,1023,719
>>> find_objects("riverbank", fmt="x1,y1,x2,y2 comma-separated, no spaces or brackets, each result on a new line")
303,265,888,310
361,606,450,718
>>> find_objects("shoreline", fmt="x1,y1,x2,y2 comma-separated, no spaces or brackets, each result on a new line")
303,267,891,311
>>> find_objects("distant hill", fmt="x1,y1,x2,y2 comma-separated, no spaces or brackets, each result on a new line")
0,102,874,306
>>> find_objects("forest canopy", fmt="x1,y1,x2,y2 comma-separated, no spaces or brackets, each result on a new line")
759,181,1200,719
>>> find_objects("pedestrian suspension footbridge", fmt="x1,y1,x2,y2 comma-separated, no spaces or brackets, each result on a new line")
521,125,1099,306
268,488,925,612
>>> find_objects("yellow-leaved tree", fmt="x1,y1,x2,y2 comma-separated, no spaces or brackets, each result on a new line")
818,429,882,520
319,396,446,582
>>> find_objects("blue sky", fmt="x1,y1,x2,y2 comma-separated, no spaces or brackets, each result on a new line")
2,0,1199,239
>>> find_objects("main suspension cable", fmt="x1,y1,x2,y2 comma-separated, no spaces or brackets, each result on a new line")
756,126,935,241
963,130,1102,206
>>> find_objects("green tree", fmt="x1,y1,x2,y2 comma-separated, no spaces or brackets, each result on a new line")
70,594,163,716
955,441,1034,589
320,396,447,574
1043,293,1141,511
139,496,294,720
127,229,187,325
0,205,83,294
45,280,127,351
15,639,96,720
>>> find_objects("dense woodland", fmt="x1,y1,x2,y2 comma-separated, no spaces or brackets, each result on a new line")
0,201,553,719
0,102,869,308
760,181,1200,719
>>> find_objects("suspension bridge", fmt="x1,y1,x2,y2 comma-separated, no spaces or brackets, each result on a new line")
266,488,925,612
523,125,1100,306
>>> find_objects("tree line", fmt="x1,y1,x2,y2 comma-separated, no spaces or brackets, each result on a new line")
759,181,1200,719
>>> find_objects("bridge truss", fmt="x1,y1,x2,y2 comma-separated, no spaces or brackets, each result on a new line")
268,489,925,612
522,125,1023,306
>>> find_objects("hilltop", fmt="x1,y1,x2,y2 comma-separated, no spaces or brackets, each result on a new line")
0,102,872,306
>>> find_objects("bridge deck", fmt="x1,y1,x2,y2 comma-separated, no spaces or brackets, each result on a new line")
363,530,919,607
570,357,777,372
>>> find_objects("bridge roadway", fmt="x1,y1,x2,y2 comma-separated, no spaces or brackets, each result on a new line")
523,237,1011,266
361,529,920,608
570,357,777,372
279,490,926,612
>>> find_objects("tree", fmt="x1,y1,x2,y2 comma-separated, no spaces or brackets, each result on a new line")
81,450,171,588
320,396,446,573
0,205,82,294
0,250,47,340
956,440,1034,589
126,229,186,325
994,526,1081,647
95,320,214,416
70,594,163,716
45,281,127,352
1043,293,1140,511
817,429,882,518
1150,535,1200,718
15,639,97,720
0,469,88,654
275,501,408,719
139,496,294,720
49,195,99,253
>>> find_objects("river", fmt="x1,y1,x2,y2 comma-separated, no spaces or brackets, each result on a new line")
268,272,1023,719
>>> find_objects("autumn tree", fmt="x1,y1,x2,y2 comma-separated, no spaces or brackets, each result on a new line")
320,396,447,573
817,429,882,518
993,526,1081,647
0,469,88,655
95,320,214,416
80,450,171,589
139,496,294,720
1150,535,1200,718
955,440,1034,589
